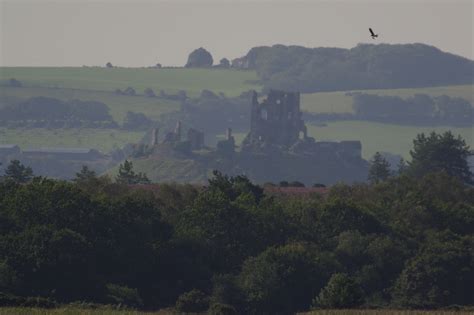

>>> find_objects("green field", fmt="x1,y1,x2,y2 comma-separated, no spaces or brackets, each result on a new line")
301,84,474,114
307,121,474,159
0,67,260,97
0,86,179,122
0,67,472,160
0,128,144,153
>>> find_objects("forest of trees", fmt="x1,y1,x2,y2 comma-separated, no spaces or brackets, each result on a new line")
0,132,473,313
352,93,473,125
0,97,116,128
232,43,474,92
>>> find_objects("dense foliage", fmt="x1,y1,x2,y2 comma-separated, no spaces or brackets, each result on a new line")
352,93,473,125
185,48,214,68
0,134,473,313
0,97,116,128
233,43,474,93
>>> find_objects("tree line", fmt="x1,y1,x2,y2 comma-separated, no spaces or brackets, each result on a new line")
353,93,473,125
0,97,116,129
233,43,474,93
0,131,472,313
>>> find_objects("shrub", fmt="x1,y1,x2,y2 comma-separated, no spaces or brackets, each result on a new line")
175,289,209,313
208,302,238,315
105,283,143,308
313,273,363,309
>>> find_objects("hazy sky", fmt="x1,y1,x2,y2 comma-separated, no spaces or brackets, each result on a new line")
0,0,472,67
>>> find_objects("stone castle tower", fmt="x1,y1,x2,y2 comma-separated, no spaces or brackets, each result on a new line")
247,90,307,147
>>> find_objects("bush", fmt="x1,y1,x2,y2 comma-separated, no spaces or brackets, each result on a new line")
313,273,363,309
8,78,22,87
175,289,209,313
0,293,57,308
22,296,58,308
105,283,143,308
208,302,237,315
185,47,213,68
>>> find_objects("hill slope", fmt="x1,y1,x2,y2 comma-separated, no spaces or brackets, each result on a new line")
0,67,260,97
233,43,474,93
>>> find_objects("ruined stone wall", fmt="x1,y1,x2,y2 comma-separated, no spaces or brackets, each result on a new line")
247,90,306,147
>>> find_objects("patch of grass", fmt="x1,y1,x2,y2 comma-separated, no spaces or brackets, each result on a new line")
307,121,474,159
300,310,474,315
0,67,261,97
0,128,144,153
0,86,179,122
301,85,474,114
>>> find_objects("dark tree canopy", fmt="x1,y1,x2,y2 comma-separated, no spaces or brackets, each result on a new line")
408,131,473,184
232,43,474,92
219,58,230,68
116,160,150,185
185,47,213,68
3,160,34,183
313,273,363,309
368,152,392,184
1,134,474,312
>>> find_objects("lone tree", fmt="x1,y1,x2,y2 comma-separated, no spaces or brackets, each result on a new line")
116,160,150,185
219,58,230,68
368,152,391,184
73,165,97,183
408,131,473,184
4,160,33,183
144,88,156,97
106,62,113,68
185,47,213,68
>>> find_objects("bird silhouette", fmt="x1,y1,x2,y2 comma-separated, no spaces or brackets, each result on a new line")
369,28,378,39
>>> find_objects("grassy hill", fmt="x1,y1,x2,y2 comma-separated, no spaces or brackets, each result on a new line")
238,43,474,93
301,84,474,114
0,67,260,97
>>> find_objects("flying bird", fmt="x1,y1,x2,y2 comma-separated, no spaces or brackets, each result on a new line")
369,28,378,39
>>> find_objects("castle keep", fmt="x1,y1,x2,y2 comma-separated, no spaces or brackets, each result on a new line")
247,90,307,147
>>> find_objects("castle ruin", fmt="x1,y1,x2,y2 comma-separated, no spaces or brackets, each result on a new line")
245,90,307,147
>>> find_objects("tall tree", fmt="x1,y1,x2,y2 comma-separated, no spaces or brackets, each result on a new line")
397,157,408,175
4,160,33,183
74,165,97,182
116,160,150,185
408,131,473,184
367,152,391,184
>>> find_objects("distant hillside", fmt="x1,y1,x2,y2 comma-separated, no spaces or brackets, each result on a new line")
0,67,260,97
233,43,474,93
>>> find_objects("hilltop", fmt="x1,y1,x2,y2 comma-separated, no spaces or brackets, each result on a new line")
233,43,474,92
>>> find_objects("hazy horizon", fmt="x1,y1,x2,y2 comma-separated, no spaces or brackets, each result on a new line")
0,0,473,67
